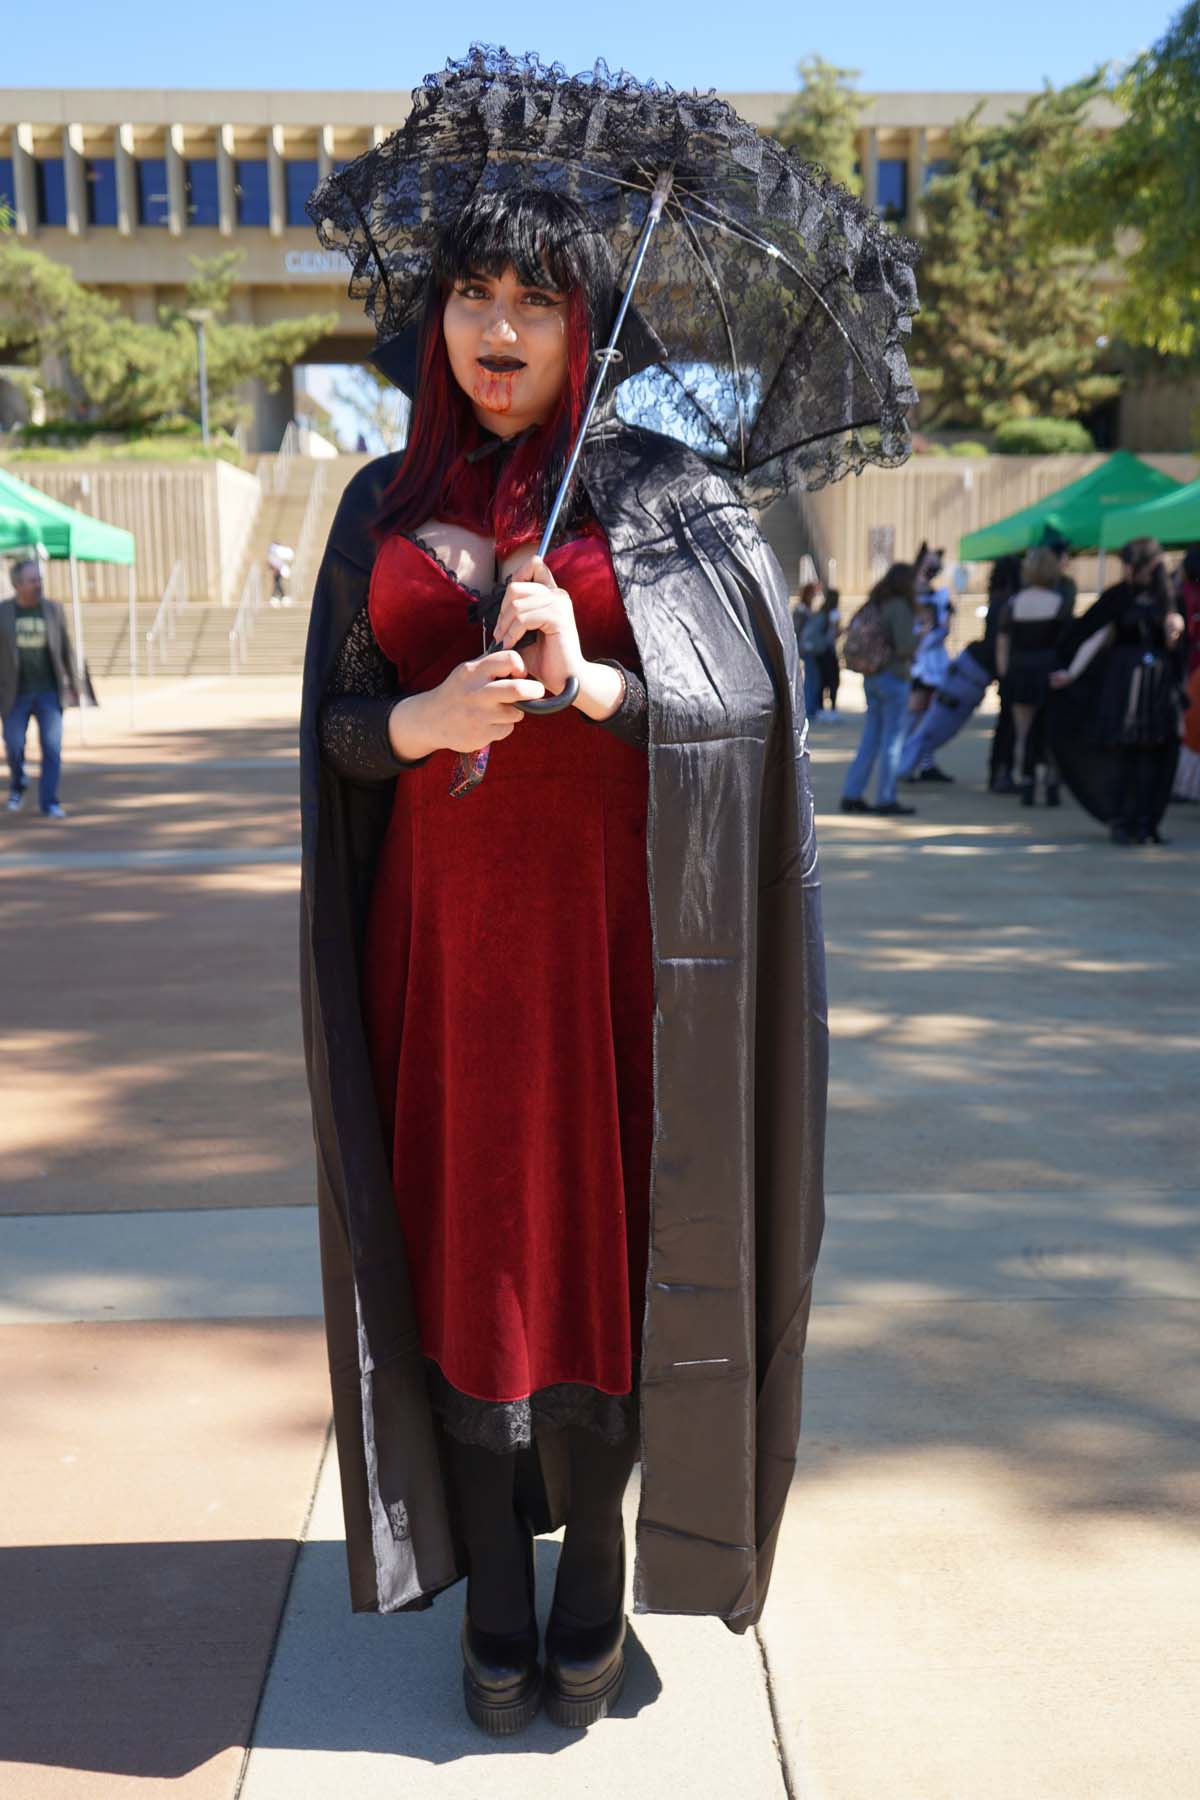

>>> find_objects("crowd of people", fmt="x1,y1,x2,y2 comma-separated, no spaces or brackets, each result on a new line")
791,531,1199,847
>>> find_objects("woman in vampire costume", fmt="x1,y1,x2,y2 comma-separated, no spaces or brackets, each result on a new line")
299,185,830,1734
298,44,924,1732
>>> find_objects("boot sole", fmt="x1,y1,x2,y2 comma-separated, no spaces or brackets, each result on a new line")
544,1651,626,1728
462,1668,542,1736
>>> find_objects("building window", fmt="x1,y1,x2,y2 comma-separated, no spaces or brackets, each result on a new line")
924,158,954,188
185,158,219,227
285,158,319,226
137,158,169,227
235,158,270,227
35,157,67,226
0,157,14,216
85,157,118,226
876,158,908,223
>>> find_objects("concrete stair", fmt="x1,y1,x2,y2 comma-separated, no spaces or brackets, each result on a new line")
72,600,311,680
70,455,382,684
234,452,375,610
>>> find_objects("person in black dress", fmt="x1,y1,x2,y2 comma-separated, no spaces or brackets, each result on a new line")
1050,538,1186,844
994,544,1075,805
984,555,1022,793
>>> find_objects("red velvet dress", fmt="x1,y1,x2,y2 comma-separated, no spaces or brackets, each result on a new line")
362,522,654,1406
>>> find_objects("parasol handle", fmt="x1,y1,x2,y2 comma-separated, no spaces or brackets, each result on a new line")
501,630,579,714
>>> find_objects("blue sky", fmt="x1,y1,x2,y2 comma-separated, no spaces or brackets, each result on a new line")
4,2,1175,92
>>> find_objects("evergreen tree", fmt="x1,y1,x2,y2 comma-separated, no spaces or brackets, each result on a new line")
0,244,335,435
1047,3,1200,358
911,79,1119,430
774,56,863,194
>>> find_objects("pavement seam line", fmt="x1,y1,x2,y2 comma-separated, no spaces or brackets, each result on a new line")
755,1623,798,1800
230,1414,335,1800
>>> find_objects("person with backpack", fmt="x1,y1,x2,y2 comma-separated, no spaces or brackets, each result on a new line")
840,562,918,816
791,580,827,720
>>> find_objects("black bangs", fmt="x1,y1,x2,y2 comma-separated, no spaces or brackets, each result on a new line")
431,189,617,311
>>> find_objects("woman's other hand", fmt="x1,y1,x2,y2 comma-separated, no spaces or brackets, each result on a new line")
491,556,586,697
1049,669,1073,689
389,652,546,757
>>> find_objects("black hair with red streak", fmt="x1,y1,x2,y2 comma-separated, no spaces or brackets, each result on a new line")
373,189,617,557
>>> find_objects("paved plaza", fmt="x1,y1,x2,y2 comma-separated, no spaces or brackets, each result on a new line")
1,676,1197,1799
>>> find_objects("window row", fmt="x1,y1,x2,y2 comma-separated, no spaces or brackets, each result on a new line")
0,153,351,228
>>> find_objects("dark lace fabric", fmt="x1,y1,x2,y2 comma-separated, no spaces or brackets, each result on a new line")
307,45,920,503
317,597,648,781
425,1356,638,1452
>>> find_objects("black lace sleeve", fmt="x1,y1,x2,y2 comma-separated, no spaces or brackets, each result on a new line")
582,657,649,751
317,603,433,780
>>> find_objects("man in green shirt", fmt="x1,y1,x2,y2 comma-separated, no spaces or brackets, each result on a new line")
1,558,79,819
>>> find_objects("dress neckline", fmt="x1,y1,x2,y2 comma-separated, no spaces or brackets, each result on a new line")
398,531,488,602
395,525,604,604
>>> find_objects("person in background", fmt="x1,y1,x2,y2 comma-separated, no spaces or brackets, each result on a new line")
1042,526,1078,614
818,587,842,719
840,562,918,817
791,580,826,720
994,544,1074,806
1,557,79,821
1176,544,1200,679
985,554,1023,792
1051,538,1185,844
1171,546,1200,804
904,543,955,783
266,541,294,607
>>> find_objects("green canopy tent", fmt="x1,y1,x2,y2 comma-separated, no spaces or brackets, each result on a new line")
1099,475,1200,551
0,467,138,735
958,452,1183,585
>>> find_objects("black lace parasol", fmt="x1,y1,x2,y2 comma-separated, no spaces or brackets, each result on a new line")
307,45,921,503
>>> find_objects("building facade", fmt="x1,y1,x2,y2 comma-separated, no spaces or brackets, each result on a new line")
0,85,1147,452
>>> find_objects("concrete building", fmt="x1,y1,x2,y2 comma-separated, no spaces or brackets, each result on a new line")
0,85,1155,453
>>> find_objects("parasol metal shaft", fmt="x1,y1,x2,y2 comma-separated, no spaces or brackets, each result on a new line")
494,165,675,724
534,166,675,561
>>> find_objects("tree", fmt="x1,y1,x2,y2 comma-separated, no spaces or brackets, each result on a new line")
773,56,863,194
0,244,336,434
910,79,1120,430
332,364,411,453
1046,3,1200,358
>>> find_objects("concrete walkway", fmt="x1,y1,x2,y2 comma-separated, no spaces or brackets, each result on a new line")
1,678,1197,1799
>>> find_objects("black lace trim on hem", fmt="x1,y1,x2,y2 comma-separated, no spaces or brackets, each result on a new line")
424,1357,639,1454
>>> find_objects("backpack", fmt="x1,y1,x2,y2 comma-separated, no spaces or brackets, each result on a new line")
841,600,893,676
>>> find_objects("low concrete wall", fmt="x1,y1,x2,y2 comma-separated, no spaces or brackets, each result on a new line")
0,459,263,605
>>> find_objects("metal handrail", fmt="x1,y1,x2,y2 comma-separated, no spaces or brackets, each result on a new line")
145,560,188,676
228,564,262,675
288,460,329,601
272,420,300,493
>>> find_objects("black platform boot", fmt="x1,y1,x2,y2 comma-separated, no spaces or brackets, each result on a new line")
544,1535,627,1727
461,1529,542,1735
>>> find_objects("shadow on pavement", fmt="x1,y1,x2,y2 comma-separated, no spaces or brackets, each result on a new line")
0,1539,662,1776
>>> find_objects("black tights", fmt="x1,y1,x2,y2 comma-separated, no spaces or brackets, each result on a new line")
442,1425,638,1634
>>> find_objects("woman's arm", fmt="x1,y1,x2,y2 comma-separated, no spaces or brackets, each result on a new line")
1052,623,1114,687
994,631,1010,680
581,657,649,749
317,603,435,780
